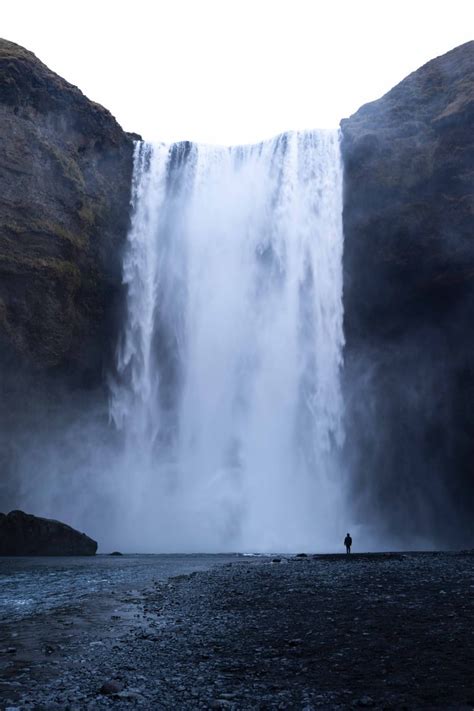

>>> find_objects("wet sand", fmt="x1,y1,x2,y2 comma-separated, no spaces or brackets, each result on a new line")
1,552,473,709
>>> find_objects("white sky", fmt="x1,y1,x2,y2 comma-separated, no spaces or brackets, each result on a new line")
2,0,473,145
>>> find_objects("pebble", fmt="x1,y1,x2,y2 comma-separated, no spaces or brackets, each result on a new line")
1,553,473,709
99,680,123,695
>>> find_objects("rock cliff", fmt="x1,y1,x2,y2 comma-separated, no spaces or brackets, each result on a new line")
341,41,474,545
0,39,134,383
0,509,97,555
0,38,473,547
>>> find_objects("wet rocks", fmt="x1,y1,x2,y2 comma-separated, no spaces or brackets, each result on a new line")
2,553,473,709
0,509,97,555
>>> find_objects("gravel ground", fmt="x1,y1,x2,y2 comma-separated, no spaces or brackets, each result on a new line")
1,552,473,710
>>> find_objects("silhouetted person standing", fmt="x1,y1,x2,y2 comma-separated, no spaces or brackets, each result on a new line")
344,532,352,554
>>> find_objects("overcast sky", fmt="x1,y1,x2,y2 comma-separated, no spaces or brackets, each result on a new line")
2,0,473,145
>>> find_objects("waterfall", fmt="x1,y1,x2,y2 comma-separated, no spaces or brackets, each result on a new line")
110,130,346,552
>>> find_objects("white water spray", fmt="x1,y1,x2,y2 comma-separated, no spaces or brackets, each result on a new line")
110,131,346,552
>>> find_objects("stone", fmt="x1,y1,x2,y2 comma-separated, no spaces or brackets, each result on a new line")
211,701,234,709
99,680,123,695
115,689,145,700
0,510,97,555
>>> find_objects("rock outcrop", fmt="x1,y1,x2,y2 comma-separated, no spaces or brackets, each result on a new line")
341,41,474,545
0,39,135,383
0,509,97,555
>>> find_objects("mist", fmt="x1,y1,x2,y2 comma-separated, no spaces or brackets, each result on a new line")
2,131,352,553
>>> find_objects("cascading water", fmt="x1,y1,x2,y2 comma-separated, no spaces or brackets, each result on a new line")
110,130,346,552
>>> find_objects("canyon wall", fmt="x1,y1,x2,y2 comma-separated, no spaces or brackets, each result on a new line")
341,41,474,545
0,39,134,383
0,39,135,510
0,38,472,546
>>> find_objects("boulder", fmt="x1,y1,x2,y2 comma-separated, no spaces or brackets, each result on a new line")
0,509,97,555
99,680,124,696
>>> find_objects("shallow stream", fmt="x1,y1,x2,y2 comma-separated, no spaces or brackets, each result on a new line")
0,553,241,622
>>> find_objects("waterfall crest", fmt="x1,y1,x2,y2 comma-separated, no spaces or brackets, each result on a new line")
110,130,346,552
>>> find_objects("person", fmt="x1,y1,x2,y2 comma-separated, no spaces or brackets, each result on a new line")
344,532,352,554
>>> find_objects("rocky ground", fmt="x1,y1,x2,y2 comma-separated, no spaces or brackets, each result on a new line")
1,552,473,710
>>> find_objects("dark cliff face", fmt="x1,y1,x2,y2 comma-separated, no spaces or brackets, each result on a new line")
341,41,474,546
0,39,135,383
1,38,472,548
0,40,135,512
